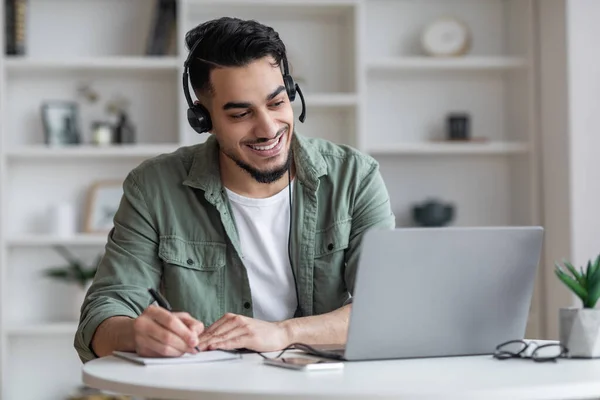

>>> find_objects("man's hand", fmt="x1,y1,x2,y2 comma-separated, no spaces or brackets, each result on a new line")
132,305,205,357
196,313,290,352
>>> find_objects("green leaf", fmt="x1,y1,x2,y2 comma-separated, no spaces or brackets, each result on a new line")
585,256,600,307
591,254,600,280
563,261,586,285
586,280,600,308
52,245,81,266
588,260,600,284
44,269,70,279
555,269,588,304
579,267,588,287
586,259,597,280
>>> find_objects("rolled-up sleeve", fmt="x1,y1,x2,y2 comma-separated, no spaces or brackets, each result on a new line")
74,169,163,363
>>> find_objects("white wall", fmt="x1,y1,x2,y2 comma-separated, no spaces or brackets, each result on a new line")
538,0,600,339
566,0,600,273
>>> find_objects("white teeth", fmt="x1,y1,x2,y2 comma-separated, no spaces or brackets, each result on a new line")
250,138,279,151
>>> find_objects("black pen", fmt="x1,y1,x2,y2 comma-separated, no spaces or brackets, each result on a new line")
148,288,201,352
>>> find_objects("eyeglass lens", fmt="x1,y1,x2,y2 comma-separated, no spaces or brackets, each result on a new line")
497,340,528,355
532,344,564,360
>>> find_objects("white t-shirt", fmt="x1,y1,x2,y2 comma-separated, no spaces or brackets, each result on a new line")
225,184,298,322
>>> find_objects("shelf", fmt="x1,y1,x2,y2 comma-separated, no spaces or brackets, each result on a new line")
6,234,107,247
5,144,179,160
367,57,528,72
6,323,78,336
5,56,179,72
367,141,529,155
301,93,358,107
188,0,358,6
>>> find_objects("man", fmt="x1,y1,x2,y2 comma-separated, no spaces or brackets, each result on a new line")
74,17,395,363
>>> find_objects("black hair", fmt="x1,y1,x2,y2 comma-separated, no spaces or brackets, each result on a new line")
184,17,287,97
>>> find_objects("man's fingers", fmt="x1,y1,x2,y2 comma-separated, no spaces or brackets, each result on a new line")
197,315,243,351
202,324,244,349
137,334,190,358
204,316,243,339
148,307,198,347
175,312,205,336
144,318,193,353
208,333,250,351
201,313,236,337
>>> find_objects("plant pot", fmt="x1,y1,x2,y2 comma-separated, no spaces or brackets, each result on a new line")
559,307,600,358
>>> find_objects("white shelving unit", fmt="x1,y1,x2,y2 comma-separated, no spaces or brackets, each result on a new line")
0,0,540,399
5,56,180,72
367,141,529,156
367,56,528,71
6,234,109,247
6,144,180,160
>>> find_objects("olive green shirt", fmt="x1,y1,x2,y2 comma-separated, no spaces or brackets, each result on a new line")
74,132,395,363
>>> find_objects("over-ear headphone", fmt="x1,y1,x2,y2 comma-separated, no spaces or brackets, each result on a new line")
182,39,306,134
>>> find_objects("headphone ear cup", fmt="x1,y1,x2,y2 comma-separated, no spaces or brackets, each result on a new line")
187,104,212,134
283,75,296,102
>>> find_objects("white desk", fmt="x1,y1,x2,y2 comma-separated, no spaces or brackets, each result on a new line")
82,349,600,400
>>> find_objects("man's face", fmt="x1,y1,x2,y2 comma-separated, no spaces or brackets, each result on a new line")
206,56,295,184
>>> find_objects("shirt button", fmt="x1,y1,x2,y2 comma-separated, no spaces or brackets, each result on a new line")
244,302,251,309
187,258,194,265
327,243,334,251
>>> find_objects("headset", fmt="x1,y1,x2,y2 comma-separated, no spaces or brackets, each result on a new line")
182,38,307,318
182,39,307,134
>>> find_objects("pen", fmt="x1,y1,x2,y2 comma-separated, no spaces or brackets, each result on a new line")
148,288,201,352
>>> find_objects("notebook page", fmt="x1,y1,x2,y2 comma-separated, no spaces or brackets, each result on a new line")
113,350,240,365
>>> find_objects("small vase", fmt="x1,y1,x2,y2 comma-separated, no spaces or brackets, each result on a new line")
412,198,455,227
113,113,136,144
559,307,600,358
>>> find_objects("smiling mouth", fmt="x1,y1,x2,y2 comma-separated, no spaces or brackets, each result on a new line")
248,135,281,151
245,128,287,152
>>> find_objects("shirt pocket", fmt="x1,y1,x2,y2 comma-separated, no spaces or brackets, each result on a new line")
158,236,226,323
313,219,352,312
158,236,226,271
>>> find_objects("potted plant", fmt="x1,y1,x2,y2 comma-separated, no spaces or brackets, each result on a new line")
555,253,600,358
43,246,102,319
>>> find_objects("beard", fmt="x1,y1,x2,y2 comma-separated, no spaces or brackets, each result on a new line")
221,129,293,184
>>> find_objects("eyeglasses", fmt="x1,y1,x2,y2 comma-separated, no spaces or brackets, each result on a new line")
493,339,568,363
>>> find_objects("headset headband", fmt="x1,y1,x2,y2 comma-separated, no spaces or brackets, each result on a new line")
182,38,306,134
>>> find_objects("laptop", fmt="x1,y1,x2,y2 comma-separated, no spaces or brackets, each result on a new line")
303,226,544,361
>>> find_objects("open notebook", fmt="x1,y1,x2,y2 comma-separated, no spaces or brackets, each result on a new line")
113,350,240,365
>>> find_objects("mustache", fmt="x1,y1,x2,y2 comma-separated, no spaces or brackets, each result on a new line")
246,126,288,145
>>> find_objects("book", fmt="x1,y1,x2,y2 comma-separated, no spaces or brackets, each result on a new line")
5,0,27,55
145,0,177,56
113,350,240,366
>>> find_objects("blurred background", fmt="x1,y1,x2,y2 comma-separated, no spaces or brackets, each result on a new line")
0,0,599,398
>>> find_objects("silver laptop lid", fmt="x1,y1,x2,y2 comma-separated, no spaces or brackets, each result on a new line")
344,226,544,361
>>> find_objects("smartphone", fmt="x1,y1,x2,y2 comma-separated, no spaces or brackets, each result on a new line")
263,356,344,371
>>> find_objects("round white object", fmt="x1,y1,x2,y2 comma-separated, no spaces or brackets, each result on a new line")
421,17,470,57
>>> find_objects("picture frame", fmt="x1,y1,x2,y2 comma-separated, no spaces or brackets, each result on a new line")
41,101,81,146
84,180,124,234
